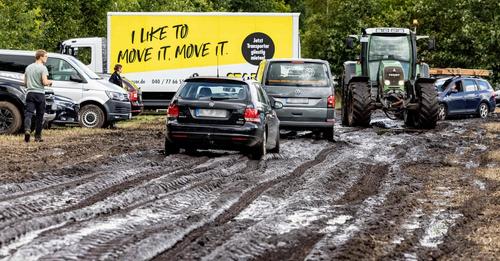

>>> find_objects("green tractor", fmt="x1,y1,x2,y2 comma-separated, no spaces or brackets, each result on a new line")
341,27,438,129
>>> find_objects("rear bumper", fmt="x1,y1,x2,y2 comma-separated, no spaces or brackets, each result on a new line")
166,122,263,150
275,106,335,130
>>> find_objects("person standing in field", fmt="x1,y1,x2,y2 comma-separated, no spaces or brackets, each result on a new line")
109,64,123,87
24,49,53,143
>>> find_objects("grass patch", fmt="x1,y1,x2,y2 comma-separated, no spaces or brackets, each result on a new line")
116,115,164,129
483,122,500,133
0,115,165,145
485,150,500,162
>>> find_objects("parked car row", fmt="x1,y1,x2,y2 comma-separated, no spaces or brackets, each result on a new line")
435,76,496,120
165,58,336,159
0,49,145,133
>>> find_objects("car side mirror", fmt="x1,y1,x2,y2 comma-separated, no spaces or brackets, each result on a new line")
346,37,354,49
70,74,83,83
428,38,436,51
273,101,283,110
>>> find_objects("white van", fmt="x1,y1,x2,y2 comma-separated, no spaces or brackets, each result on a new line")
0,50,131,128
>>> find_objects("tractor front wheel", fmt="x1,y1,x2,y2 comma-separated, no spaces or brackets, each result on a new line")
412,82,439,129
346,82,372,127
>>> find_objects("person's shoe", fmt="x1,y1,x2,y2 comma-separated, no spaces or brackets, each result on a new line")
34,137,44,142
24,132,30,143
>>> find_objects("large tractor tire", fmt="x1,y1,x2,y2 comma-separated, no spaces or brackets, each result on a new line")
412,82,439,129
341,90,349,126
346,82,372,127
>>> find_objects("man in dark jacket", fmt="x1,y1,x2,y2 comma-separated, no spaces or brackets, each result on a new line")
109,64,123,87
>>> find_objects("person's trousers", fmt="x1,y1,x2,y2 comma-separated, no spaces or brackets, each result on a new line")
24,92,45,138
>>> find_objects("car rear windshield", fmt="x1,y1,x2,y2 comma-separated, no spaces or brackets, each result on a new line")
266,62,330,87
178,82,248,101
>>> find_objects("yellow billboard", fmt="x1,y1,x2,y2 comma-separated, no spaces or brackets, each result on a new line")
108,13,297,73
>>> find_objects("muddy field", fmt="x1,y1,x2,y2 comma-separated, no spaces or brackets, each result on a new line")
0,112,498,260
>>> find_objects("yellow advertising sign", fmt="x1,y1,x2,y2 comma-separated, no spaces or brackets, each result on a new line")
108,14,295,73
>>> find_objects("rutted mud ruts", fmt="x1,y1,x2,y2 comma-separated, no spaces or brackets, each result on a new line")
0,114,498,260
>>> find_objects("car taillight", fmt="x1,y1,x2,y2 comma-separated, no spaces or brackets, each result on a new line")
167,104,179,118
327,95,335,108
129,91,138,102
244,108,260,123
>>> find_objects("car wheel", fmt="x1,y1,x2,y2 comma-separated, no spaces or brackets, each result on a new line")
478,102,488,119
0,101,22,135
251,130,267,160
164,137,180,155
268,132,280,153
438,103,447,121
323,127,335,142
79,104,105,128
184,148,197,155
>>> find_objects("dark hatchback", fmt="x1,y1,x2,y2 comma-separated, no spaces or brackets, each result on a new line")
165,77,282,160
435,77,496,120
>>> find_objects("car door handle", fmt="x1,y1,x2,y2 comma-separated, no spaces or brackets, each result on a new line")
83,88,90,91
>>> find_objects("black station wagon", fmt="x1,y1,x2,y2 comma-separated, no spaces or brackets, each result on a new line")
165,77,282,160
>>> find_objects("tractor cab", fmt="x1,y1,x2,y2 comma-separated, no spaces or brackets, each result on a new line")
342,27,438,129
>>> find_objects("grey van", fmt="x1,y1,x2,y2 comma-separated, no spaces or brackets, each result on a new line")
256,58,335,141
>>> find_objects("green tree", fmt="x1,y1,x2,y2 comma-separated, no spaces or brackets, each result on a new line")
0,0,43,50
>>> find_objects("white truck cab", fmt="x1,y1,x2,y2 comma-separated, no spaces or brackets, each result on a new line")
0,50,131,128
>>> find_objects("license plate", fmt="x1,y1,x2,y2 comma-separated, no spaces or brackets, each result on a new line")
195,108,227,118
287,98,309,104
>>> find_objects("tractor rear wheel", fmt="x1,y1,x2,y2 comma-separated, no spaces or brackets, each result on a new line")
346,82,372,127
414,82,438,129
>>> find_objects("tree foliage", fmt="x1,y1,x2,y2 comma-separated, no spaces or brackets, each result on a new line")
0,0,498,84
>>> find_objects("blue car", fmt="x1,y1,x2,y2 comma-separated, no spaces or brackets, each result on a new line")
435,77,496,120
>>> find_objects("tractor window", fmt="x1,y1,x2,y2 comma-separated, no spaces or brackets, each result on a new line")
368,36,411,82
369,36,411,61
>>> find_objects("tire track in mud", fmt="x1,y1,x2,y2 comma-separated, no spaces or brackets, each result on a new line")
304,121,485,260
0,154,198,228
0,153,243,252
111,142,337,260
0,150,163,201
13,155,254,260
158,140,380,260
159,130,410,260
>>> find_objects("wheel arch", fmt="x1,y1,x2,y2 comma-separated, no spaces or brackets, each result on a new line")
79,100,108,119
0,95,24,115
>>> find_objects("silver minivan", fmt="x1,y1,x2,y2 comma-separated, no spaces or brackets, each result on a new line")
256,58,335,141
0,50,131,128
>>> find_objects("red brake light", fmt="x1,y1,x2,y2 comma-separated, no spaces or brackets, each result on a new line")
167,104,179,118
129,91,138,102
327,95,335,108
244,108,260,123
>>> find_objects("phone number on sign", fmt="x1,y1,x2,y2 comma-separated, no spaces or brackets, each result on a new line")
151,79,185,85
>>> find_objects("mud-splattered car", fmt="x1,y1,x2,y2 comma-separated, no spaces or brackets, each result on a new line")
165,77,282,159
0,75,78,134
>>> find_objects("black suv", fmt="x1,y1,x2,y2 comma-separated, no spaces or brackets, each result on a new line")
165,77,282,160
0,75,79,134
